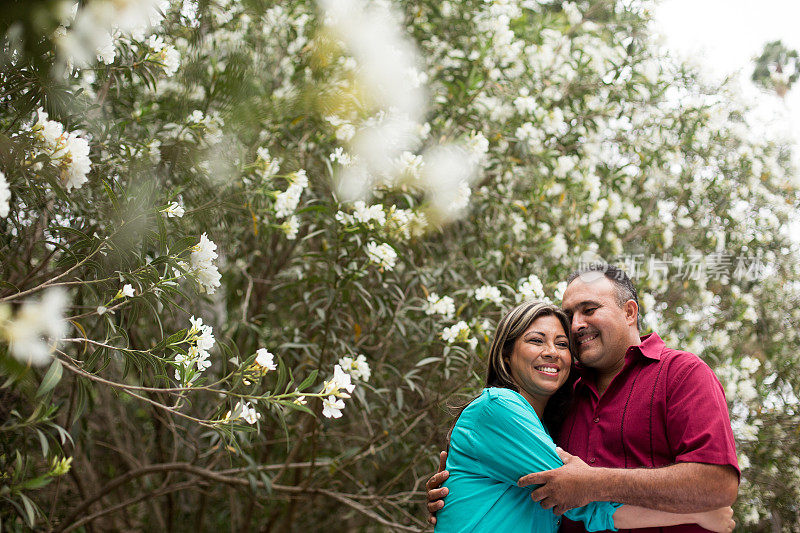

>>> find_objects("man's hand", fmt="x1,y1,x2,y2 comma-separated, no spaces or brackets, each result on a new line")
426,451,449,525
517,447,597,516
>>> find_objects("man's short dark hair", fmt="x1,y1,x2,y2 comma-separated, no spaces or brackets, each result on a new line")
567,263,641,330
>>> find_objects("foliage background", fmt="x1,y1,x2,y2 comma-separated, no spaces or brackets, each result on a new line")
1,0,799,531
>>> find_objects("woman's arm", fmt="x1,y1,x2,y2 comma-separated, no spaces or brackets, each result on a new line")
613,505,735,532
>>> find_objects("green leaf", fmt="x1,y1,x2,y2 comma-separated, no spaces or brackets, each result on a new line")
18,493,37,527
35,429,49,458
296,370,318,391
19,475,53,491
35,359,62,398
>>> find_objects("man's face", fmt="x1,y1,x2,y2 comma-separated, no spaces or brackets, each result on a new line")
560,274,632,371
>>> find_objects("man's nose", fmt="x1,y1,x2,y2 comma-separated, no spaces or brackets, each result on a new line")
571,313,587,333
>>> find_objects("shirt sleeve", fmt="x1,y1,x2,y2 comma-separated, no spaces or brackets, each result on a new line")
465,389,621,532
665,358,740,477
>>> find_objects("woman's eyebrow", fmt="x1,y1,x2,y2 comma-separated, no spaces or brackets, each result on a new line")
525,330,546,337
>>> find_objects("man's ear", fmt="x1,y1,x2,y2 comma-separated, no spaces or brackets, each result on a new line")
624,299,639,327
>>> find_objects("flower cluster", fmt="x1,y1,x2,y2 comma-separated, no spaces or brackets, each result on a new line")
55,0,169,68
320,364,357,419
145,34,180,76
274,170,309,219
517,274,546,302
338,354,371,383
424,293,455,319
365,241,397,271
0,288,69,366
189,233,222,294
441,320,477,350
475,285,503,306
186,110,224,146
29,108,92,192
174,316,215,383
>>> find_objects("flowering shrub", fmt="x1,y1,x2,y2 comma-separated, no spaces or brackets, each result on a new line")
1,0,799,530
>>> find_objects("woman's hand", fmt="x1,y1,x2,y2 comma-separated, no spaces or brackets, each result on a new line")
694,507,735,532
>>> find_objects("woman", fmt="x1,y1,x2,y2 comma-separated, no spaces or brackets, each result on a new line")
434,301,734,533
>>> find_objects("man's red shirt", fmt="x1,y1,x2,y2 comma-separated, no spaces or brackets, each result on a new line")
557,332,739,533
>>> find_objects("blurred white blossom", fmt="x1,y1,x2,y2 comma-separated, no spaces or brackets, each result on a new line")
425,293,455,319
0,171,9,218
0,288,69,366
365,241,397,270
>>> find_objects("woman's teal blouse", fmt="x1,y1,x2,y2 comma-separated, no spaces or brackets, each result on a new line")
434,387,621,533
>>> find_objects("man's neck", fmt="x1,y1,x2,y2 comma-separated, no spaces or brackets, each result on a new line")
595,333,642,395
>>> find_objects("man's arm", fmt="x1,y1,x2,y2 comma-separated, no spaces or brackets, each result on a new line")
518,448,739,515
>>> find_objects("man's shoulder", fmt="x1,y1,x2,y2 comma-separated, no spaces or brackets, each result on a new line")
657,345,723,388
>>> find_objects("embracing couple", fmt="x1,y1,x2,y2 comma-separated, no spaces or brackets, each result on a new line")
426,264,739,532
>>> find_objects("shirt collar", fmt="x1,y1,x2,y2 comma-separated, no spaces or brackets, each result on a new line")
633,331,666,361
572,331,666,391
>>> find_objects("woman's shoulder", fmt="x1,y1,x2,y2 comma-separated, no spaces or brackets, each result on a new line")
464,387,535,418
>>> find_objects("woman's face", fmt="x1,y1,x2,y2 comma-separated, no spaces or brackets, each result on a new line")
507,314,572,408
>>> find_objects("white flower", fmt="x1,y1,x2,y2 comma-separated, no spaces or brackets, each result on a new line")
441,320,470,344
240,401,261,424
466,131,489,166
176,316,215,381
157,44,180,76
518,274,545,302
0,171,10,218
121,284,135,297
282,215,300,240
255,348,277,371
475,285,503,305
256,147,282,180
2,288,69,366
189,233,222,294
322,395,345,418
97,306,108,315
31,110,93,192
352,201,386,226
322,364,356,398
425,293,455,319
162,201,185,218
290,169,309,189
553,281,568,302
274,183,304,218
96,31,117,64
398,151,424,180
338,354,371,382
365,241,397,270
550,234,568,258
227,401,261,425
293,393,308,406
61,132,92,191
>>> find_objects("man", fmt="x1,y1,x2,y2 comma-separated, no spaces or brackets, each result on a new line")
426,264,739,532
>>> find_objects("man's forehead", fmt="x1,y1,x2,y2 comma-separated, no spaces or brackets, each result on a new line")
562,274,615,304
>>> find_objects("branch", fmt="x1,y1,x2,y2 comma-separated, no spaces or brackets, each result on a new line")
58,461,424,532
